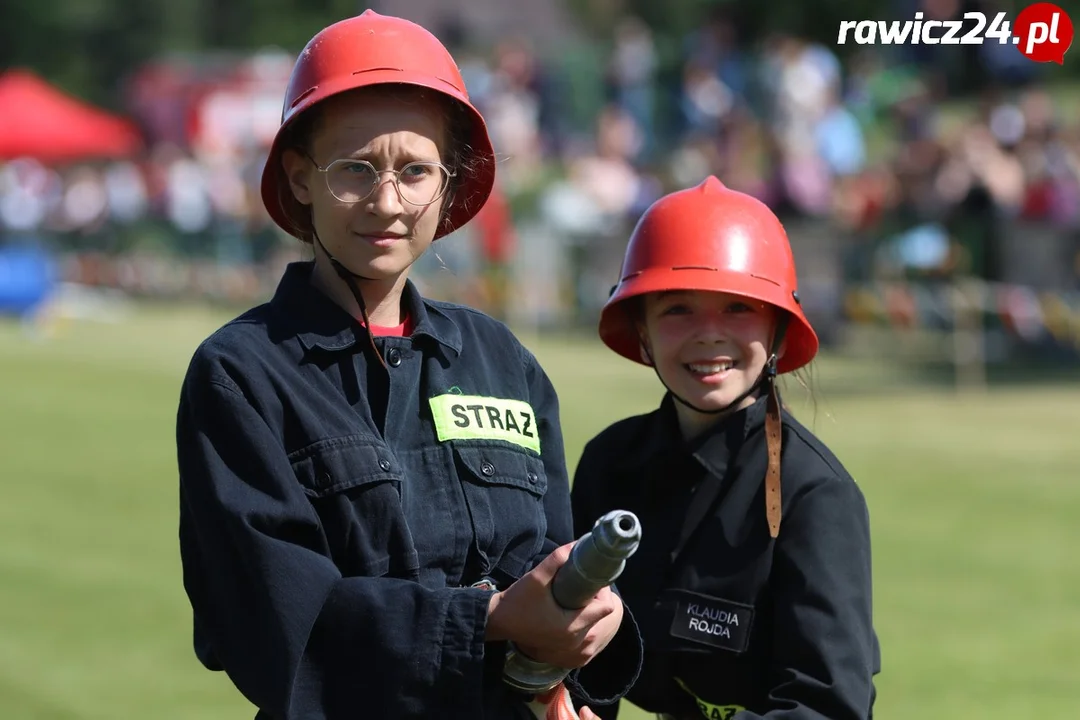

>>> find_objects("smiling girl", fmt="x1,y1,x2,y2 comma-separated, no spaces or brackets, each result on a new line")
570,177,881,719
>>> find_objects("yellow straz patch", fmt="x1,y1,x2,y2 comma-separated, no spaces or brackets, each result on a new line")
693,702,745,720
675,678,745,720
428,394,540,454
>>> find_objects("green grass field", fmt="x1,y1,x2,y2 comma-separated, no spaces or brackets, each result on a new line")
1,303,1078,719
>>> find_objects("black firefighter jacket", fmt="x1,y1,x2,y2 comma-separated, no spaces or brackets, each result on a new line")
176,261,640,719
570,393,880,720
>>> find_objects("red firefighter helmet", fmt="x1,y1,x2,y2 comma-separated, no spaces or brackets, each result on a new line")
260,10,496,240
599,176,819,374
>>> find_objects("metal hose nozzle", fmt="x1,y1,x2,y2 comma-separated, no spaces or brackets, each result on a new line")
503,510,642,694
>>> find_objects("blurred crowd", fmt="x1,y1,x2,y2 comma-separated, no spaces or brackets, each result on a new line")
2,7,1080,326
477,13,1080,291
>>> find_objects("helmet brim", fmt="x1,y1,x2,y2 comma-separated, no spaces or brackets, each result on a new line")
598,267,819,374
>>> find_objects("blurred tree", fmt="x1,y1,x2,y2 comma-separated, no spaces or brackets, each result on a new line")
0,0,328,110
3,0,1078,115
0,0,188,110
565,0,1080,72
564,0,886,51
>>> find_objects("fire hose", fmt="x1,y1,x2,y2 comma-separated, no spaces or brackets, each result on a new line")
503,510,642,720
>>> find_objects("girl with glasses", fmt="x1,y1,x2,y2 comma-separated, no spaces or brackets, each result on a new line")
176,11,640,719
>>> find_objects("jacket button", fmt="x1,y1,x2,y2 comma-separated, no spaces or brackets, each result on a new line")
480,462,495,476
319,471,332,487
378,459,391,471
386,347,402,367
527,472,539,484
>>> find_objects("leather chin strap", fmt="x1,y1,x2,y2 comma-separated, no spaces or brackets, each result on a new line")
645,315,789,538
313,233,387,369
763,363,783,538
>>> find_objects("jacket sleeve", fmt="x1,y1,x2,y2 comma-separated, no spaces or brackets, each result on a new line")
563,435,642,716
743,475,878,719
177,367,493,720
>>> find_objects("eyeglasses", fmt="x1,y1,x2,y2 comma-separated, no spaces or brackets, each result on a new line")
306,155,455,207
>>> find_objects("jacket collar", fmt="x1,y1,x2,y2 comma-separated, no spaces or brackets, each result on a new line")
689,394,769,479
609,392,768,475
268,261,462,356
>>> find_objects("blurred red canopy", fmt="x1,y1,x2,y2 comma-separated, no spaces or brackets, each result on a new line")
0,69,143,163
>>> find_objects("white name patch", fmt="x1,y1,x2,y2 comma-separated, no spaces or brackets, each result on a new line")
669,594,754,653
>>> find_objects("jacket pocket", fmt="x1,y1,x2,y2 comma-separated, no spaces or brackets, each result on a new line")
453,443,548,577
290,434,419,579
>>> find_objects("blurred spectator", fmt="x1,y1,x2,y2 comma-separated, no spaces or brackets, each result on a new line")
605,17,658,161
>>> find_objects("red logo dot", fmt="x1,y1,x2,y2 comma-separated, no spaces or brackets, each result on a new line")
1014,3,1074,64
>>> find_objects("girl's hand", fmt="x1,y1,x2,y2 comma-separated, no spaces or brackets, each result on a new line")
485,542,623,668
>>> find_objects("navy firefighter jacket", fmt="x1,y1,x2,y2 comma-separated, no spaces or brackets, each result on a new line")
571,394,880,720
176,261,640,720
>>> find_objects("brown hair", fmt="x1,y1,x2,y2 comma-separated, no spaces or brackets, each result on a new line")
276,85,485,243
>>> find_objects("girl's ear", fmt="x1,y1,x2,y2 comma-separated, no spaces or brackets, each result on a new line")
637,327,654,367
639,342,653,366
282,149,314,206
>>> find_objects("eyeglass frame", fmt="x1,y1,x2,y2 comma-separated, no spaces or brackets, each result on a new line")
304,153,457,207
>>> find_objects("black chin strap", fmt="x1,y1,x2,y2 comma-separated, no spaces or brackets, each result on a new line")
645,315,790,418
665,361,774,416
643,314,791,538
313,233,387,369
